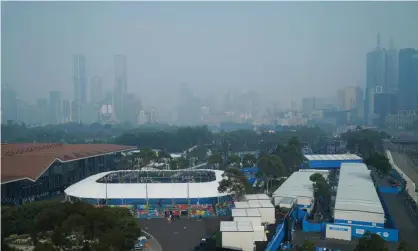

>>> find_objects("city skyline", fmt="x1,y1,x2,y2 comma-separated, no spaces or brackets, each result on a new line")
3,2,418,109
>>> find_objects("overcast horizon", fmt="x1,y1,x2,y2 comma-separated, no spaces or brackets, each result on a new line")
2,1,418,111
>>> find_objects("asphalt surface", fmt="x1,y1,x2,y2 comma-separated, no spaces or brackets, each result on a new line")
139,217,227,251
380,193,418,248
386,144,418,186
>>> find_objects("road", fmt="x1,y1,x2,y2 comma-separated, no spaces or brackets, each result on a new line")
141,229,163,251
139,217,225,251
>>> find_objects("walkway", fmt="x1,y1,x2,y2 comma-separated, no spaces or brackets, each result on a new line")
141,230,163,251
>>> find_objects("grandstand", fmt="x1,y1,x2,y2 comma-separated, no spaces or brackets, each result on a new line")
65,169,233,218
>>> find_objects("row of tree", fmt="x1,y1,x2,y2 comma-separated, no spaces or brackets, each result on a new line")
2,201,141,251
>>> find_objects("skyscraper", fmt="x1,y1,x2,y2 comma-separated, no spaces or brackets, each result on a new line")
365,33,387,125
385,38,399,93
73,54,87,123
49,91,62,124
1,85,18,123
114,55,127,121
90,76,103,105
398,48,418,111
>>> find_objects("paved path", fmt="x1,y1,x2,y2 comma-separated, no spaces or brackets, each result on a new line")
139,217,224,251
141,229,163,251
380,193,418,248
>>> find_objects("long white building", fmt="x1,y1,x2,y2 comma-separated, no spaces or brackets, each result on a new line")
334,163,385,227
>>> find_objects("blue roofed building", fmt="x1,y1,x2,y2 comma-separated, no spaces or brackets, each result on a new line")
301,154,362,169
241,167,259,184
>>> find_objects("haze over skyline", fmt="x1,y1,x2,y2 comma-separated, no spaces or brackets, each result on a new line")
2,1,418,111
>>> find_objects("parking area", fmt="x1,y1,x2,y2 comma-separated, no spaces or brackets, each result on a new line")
138,217,227,251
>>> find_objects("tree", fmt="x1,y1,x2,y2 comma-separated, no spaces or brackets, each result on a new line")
341,129,384,158
218,167,252,200
273,137,304,173
242,153,257,167
187,145,209,161
137,147,157,167
354,232,389,251
228,154,241,168
257,154,285,178
2,201,141,251
365,152,392,177
309,173,330,204
208,152,223,168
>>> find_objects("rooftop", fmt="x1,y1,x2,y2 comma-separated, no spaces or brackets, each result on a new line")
248,200,275,208
1,143,136,184
244,194,270,201
64,170,228,199
334,163,384,214
304,154,362,161
272,170,328,200
232,208,261,217
220,221,254,232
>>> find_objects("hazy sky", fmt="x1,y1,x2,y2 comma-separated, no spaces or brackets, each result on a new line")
2,2,418,110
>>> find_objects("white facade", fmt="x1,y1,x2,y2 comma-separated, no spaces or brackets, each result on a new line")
247,200,275,224
325,224,352,241
220,221,266,251
64,169,228,199
334,163,385,225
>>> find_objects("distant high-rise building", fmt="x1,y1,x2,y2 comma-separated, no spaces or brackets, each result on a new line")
301,97,317,115
385,38,399,93
62,100,71,123
1,85,18,123
365,34,387,125
90,76,103,105
114,55,127,121
49,91,62,124
337,87,364,121
398,48,418,111
73,54,87,123
36,98,49,125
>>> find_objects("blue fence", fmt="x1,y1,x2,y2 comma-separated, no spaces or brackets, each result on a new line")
265,224,285,251
378,186,400,194
302,216,327,233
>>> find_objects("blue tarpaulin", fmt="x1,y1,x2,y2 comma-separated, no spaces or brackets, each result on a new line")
241,167,259,173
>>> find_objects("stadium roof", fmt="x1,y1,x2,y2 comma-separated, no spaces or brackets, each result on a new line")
334,163,384,215
64,169,228,199
1,143,137,184
304,154,362,161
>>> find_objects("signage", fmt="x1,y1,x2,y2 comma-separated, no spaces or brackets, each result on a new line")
329,226,348,232
356,229,365,235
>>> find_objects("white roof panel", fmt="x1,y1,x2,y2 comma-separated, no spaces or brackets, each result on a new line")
335,163,384,215
272,171,317,200
232,208,261,217
245,194,270,201
220,221,254,232
234,201,250,209
304,154,362,161
232,209,247,217
64,169,228,199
